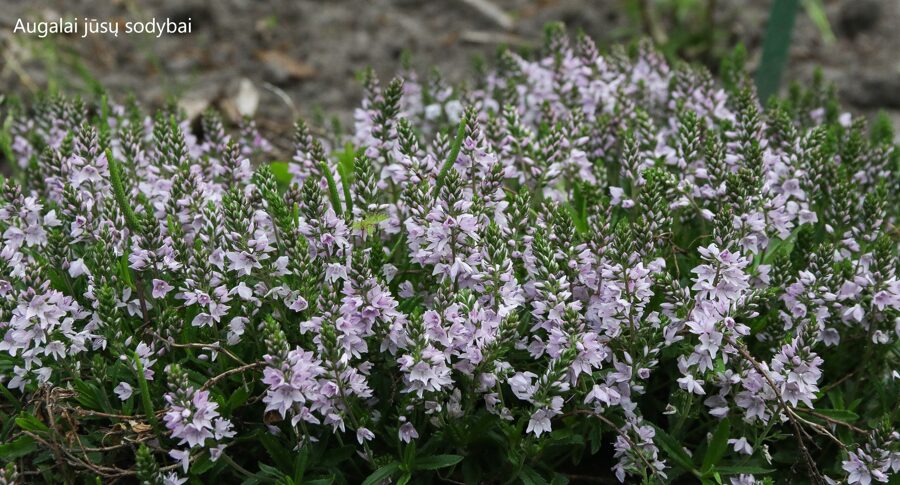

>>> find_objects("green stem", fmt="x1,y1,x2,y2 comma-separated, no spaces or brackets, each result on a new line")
320,161,343,217
106,149,139,231
132,351,160,432
434,112,468,194
755,0,800,101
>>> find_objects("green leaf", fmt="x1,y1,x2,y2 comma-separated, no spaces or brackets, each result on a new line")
550,474,570,485
319,445,355,467
292,445,309,484
702,418,731,472
118,253,134,288
352,212,389,232
761,230,797,265
259,462,290,480
132,351,159,431
269,161,293,185
361,462,399,485
717,465,776,475
336,144,356,174
810,409,859,422
259,433,294,472
651,424,698,475
191,452,217,475
73,379,111,412
546,429,583,447
414,454,464,471
801,0,835,44
225,386,251,414
755,0,800,101
434,111,468,193
99,94,110,135
0,435,36,460
304,479,335,485
0,114,14,167
73,379,102,410
569,182,588,234
588,421,603,455
402,441,416,468
517,465,548,485
106,149,140,232
334,145,356,216
15,414,49,432
319,162,343,217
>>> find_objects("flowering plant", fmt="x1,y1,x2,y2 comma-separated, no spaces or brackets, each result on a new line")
1,26,898,485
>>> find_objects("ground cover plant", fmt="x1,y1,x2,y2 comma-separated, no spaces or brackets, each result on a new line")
0,26,898,484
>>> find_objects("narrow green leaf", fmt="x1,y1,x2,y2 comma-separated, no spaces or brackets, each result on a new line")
269,161,293,185
810,409,859,422
319,161,343,217
651,424,698,475
15,414,49,432
402,441,416,468
118,253,134,287
801,0,835,44
74,381,100,410
352,212,389,231
755,0,800,101
293,446,309,484
304,479,335,485
107,149,139,232
99,94,110,139
0,109,15,166
716,465,776,475
224,386,251,414
191,453,217,475
415,454,464,471
517,465,548,485
258,462,290,480
0,435,36,460
434,111,468,193
569,182,588,234
550,473,570,485
702,418,731,472
132,351,159,431
73,379,105,411
335,146,355,216
259,433,294,471
588,421,603,455
361,462,399,485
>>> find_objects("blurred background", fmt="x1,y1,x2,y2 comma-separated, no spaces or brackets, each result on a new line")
1,0,899,154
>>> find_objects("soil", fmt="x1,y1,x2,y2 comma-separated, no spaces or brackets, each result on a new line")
1,0,899,159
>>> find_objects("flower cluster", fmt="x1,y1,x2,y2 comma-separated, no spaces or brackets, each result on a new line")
1,27,898,484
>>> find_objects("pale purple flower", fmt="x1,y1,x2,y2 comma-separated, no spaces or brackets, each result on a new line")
356,427,374,444
152,279,174,299
163,472,188,485
398,422,418,443
729,437,753,455
114,382,133,400
526,409,554,437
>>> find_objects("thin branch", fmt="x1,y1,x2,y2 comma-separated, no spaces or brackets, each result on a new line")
734,343,826,484
593,414,662,479
818,371,855,394
200,361,264,392
153,333,248,366
794,407,869,435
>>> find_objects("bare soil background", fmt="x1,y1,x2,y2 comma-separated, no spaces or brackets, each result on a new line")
2,0,899,157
